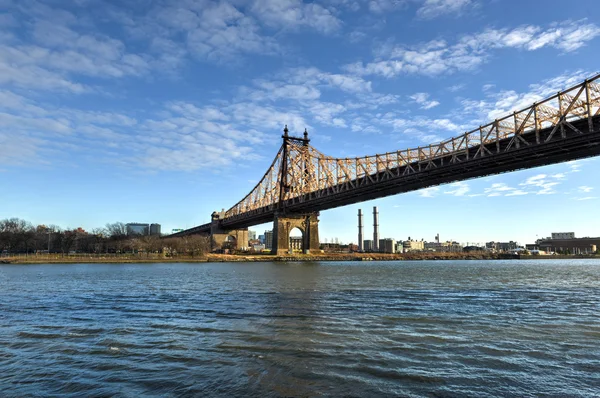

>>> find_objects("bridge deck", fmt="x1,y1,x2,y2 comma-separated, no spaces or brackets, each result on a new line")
222,116,600,230
172,114,600,236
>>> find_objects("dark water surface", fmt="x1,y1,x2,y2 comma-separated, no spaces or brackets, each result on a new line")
1,260,600,397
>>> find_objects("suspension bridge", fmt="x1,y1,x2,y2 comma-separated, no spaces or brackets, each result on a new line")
172,74,600,254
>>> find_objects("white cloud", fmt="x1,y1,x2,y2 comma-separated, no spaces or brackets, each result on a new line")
579,186,594,193
346,21,600,78
519,174,563,195
575,196,597,201
409,92,440,109
444,181,469,196
505,190,528,196
459,69,592,123
183,2,280,62
251,0,342,34
416,0,473,20
419,186,440,197
484,182,515,197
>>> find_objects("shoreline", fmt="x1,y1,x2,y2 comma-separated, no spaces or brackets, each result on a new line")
2,252,598,265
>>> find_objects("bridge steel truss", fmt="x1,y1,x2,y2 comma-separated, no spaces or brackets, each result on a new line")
174,74,600,236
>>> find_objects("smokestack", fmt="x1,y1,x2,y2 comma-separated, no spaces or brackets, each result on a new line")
358,209,364,252
373,206,379,252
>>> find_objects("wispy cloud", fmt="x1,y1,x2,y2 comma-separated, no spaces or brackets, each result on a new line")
409,92,440,109
416,0,474,20
444,182,470,196
519,174,563,195
419,186,440,197
345,20,600,78
484,183,516,197
459,70,593,124
251,0,342,34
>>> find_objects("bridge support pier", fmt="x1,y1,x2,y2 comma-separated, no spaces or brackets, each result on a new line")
210,212,249,251
272,212,320,255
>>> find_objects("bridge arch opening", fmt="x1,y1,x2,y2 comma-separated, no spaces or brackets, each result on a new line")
289,227,304,254
223,235,237,251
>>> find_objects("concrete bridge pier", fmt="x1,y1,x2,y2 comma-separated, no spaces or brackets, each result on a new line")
210,211,249,251
272,212,320,255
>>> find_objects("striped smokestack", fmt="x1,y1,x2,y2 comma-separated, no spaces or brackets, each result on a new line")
358,209,364,252
373,206,379,252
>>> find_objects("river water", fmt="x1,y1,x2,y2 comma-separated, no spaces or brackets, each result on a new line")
1,260,599,397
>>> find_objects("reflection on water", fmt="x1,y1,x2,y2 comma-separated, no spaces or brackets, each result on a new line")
1,260,600,397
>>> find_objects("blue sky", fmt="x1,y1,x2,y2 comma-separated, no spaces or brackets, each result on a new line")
1,0,599,246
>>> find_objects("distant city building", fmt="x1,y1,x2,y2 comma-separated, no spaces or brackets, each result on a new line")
486,241,518,252
425,239,463,252
149,224,161,236
127,223,162,236
379,238,396,254
290,236,303,251
321,243,342,252
258,234,265,244
249,230,257,241
403,238,424,252
395,241,404,253
363,239,373,252
551,232,576,240
264,230,274,250
126,223,149,236
252,244,266,252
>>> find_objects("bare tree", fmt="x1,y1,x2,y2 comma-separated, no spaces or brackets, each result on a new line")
0,218,34,255
105,222,128,253
60,230,77,256
163,237,183,258
186,235,211,257
139,235,160,257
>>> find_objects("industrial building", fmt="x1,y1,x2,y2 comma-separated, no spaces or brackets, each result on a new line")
551,232,576,240
378,238,396,254
486,241,519,252
537,234,599,254
373,207,379,252
403,238,425,252
357,209,364,252
357,206,383,252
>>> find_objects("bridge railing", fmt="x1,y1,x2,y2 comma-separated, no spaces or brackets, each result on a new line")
223,74,600,220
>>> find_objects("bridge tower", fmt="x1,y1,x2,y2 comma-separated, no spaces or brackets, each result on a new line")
210,210,249,252
271,126,320,255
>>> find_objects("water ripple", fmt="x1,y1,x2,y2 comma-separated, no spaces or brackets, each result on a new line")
1,259,599,397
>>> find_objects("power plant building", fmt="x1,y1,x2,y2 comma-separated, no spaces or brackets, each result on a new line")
357,209,364,252
379,238,396,254
551,232,576,240
373,207,379,252
363,240,373,252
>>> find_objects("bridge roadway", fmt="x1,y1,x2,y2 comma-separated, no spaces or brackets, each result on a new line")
177,115,600,236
